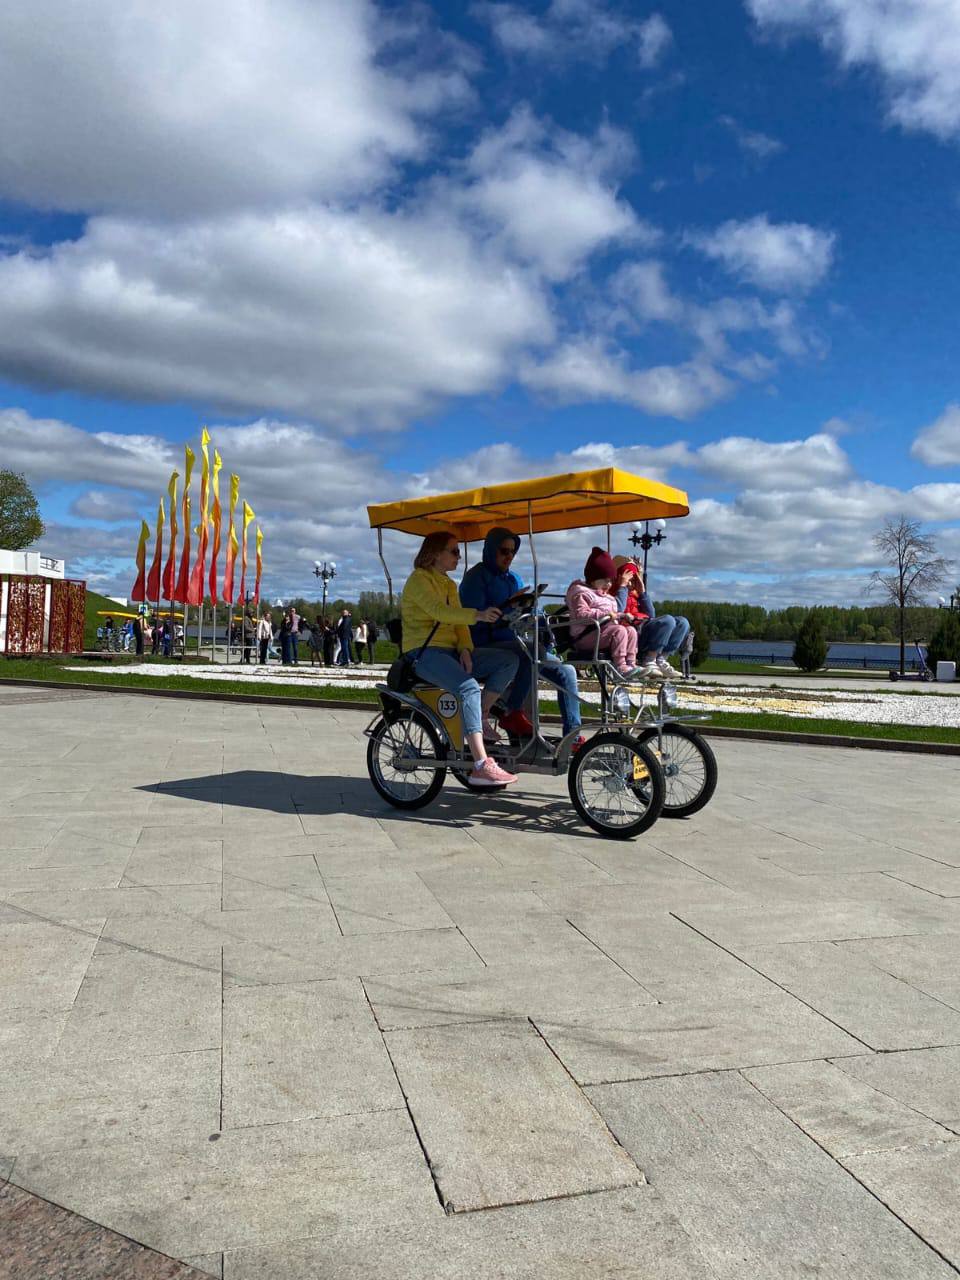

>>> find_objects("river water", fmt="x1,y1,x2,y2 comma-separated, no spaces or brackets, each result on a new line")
709,639,926,670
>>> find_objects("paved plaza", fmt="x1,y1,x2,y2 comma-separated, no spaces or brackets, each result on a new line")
2,685,960,1278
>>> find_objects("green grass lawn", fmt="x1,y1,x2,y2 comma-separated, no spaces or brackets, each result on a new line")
3,656,956,745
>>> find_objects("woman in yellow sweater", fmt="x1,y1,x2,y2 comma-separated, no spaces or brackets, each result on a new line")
401,531,520,787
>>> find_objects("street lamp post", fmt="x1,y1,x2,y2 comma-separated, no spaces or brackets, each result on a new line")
627,519,667,581
313,560,337,618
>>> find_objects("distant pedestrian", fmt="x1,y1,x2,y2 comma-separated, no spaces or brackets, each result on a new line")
257,613,273,664
242,611,256,664
133,616,144,656
289,606,300,665
321,618,336,666
279,608,294,665
365,618,379,663
354,619,368,663
307,618,324,665
337,609,354,666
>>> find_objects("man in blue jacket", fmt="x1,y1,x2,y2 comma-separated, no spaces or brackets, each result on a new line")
460,526,583,745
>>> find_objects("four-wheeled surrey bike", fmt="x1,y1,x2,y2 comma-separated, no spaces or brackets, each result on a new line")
363,468,717,839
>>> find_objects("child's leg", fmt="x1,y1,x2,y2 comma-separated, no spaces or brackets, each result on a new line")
606,625,634,672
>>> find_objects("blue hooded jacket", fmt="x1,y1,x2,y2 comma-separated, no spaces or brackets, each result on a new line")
459,526,524,645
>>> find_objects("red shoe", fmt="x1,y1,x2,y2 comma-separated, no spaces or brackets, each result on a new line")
569,735,587,754
499,708,534,737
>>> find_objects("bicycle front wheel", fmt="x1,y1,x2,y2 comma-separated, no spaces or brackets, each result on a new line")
568,732,664,839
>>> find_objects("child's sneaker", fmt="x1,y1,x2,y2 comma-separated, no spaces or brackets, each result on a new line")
655,656,676,677
468,757,518,786
629,661,665,680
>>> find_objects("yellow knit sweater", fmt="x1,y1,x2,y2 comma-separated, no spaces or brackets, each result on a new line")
401,567,477,653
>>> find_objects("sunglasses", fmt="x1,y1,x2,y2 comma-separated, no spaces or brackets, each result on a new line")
497,546,516,557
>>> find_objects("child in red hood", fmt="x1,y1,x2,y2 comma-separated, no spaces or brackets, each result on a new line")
613,556,690,678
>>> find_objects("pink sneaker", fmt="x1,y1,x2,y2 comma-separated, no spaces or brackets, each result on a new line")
468,757,518,787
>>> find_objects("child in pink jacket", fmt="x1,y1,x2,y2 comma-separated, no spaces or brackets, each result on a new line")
565,547,639,676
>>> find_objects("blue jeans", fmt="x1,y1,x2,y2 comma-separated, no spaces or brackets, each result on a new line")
485,637,581,735
410,645,520,736
338,637,352,665
636,615,674,657
660,615,690,657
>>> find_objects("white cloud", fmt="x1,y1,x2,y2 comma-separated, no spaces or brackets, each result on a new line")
0,0,470,217
686,214,837,292
458,109,649,280
912,402,960,465
22,407,956,607
718,115,785,159
695,432,852,489
69,490,145,522
521,340,733,418
476,1,672,68
0,207,552,428
748,0,960,141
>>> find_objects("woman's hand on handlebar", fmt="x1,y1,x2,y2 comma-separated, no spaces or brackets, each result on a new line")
476,607,501,623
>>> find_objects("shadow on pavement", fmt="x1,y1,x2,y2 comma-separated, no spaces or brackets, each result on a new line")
145,770,592,839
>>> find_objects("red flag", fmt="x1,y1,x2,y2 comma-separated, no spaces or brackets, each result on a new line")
208,449,223,604
130,520,150,602
146,498,165,602
254,525,263,604
161,470,179,600
174,495,192,603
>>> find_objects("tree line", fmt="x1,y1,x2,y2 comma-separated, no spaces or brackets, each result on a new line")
655,600,946,645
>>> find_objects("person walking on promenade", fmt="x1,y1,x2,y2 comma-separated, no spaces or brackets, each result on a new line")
355,619,368,663
289,606,300,665
365,618,379,663
279,607,294,665
307,618,324,665
133,615,144,656
337,609,354,666
321,618,337,666
257,612,273,664
242,611,256,664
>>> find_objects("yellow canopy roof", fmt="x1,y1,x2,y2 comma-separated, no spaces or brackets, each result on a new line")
368,468,689,541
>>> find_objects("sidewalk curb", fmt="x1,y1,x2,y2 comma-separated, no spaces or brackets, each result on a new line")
3,676,958,756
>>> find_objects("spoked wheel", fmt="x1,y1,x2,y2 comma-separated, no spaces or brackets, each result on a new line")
367,710,446,810
640,723,718,819
568,732,664,839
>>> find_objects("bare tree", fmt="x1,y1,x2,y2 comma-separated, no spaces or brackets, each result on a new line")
869,516,948,675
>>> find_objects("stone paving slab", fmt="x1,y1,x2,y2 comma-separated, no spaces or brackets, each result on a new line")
536,988,864,1084
590,1072,958,1278
744,1058,958,1157
12,1109,440,1258
222,978,401,1128
221,1184,716,1279
383,1019,642,1212
4,694,960,1275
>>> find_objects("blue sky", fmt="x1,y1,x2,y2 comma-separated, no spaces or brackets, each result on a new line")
1,0,959,606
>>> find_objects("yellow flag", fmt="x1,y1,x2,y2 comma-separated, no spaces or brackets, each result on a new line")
239,500,255,601
199,427,210,523
183,444,195,495
223,474,241,603
162,469,179,599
